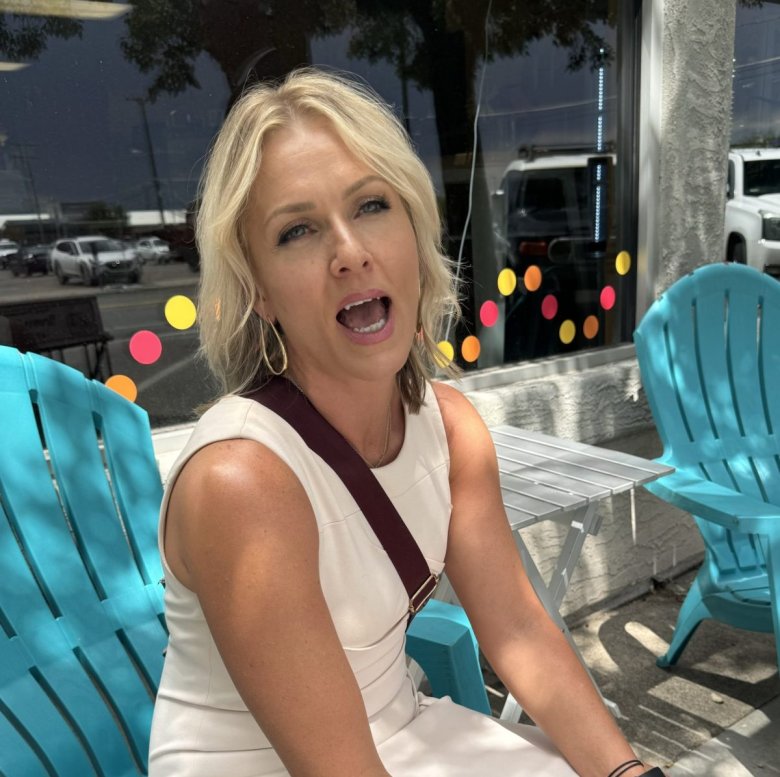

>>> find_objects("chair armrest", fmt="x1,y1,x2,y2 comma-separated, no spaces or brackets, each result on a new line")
644,470,780,534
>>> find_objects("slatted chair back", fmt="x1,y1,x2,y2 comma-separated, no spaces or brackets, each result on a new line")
634,262,780,592
0,346,166,776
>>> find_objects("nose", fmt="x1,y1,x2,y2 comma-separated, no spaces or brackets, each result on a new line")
329,221,371,275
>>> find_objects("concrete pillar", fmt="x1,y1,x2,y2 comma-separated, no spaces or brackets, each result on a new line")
656,0,737,296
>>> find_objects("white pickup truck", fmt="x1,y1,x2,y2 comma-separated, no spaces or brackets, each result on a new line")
725,148,780,278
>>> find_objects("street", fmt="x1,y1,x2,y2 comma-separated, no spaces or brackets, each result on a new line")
0,262,217,427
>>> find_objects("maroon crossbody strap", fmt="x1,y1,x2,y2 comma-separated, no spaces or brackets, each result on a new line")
245,376,438,625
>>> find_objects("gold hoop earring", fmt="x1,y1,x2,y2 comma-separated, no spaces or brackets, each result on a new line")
415,318,425,343
261,318,288,376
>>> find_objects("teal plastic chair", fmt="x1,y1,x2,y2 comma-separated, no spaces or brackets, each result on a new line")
0,346,488,776
634,263,780,673
407,598,491,715
0,345,166,776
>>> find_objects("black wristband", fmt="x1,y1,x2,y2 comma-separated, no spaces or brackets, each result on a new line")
607,759,667,777
607,760,643,777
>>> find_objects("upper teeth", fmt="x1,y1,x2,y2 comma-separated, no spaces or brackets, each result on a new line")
343,297,379,310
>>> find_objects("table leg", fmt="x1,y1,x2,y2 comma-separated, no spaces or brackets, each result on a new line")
547,503,599,610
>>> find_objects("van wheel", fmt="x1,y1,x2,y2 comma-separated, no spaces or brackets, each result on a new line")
728,240,746,264
54,263,68,284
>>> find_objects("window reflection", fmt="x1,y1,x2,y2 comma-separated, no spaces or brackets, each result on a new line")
729,2,780,280
492,148,615,361
0,0,635,425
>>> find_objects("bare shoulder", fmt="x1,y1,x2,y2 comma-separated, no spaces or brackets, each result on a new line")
171,437,311,532
430,380,482,430
430,381,496,477
174,437,303,507
166,437,316,590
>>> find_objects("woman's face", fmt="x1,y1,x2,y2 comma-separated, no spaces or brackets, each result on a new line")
245,118,421,387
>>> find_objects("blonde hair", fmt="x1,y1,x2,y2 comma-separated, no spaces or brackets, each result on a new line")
196,67,460,412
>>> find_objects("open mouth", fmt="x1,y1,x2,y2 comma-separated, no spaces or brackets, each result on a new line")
336,295,391,334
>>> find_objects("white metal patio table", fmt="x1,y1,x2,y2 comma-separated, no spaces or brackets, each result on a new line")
437,425,674,722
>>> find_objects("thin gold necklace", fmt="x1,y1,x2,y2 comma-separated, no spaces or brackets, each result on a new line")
285,373,393,468
371,403,393,468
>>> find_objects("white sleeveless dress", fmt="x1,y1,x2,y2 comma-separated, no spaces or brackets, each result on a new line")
148,385,577,776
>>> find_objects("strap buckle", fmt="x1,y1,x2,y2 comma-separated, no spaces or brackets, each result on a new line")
408,573,439,615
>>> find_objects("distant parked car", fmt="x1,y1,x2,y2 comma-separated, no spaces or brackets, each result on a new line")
0,240,20,270
7,244,50,276
50,235,142,286
135,236,171,264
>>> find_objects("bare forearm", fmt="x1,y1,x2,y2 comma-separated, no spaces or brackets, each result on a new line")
485,616,640,777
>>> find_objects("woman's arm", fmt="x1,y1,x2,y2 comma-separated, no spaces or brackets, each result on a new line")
433,383,646,777
165,438,390,777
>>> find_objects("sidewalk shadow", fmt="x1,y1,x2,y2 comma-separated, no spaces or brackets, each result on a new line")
574,578,778,767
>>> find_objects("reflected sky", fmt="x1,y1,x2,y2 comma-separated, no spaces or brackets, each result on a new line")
0,6,617,216
0,16,227,212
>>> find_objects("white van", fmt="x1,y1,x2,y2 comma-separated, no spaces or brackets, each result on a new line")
493,148,614,270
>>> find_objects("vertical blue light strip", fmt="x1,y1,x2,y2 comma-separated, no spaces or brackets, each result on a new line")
594,48,606,242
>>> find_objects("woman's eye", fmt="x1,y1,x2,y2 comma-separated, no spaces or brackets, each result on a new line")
359,197,390,215
278,223,308,245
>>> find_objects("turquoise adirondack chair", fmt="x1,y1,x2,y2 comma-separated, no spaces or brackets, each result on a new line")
634,263,780,674
0,346,488,776
0,345,167,776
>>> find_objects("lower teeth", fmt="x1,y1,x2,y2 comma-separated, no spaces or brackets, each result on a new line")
352,317,387,334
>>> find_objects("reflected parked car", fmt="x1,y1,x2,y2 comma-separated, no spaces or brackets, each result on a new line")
0,240,20,270
7,244,50,276
492,147,615,361
50,235,142,286
135,236,171,264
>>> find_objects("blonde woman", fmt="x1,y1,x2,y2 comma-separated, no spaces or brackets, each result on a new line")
149,68,657,777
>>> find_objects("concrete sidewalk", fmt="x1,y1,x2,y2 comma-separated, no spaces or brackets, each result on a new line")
569,570,778,773
482,568,779,773
668,695,779,776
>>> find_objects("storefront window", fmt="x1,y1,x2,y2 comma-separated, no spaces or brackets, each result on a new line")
0,0,638,426
729,1,780,277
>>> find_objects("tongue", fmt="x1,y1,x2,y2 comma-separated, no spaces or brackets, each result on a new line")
339,298,386,330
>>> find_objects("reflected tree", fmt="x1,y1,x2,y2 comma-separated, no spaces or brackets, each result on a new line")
121,0,615,245
483,0,616,70
116,0,616,182
120,0,352,99
117,1,614,124
0,14,80,61
119,0,203,98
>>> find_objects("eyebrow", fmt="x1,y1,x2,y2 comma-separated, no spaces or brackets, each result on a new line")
265,200,314,226
264,175,386,226
344,174,385,197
